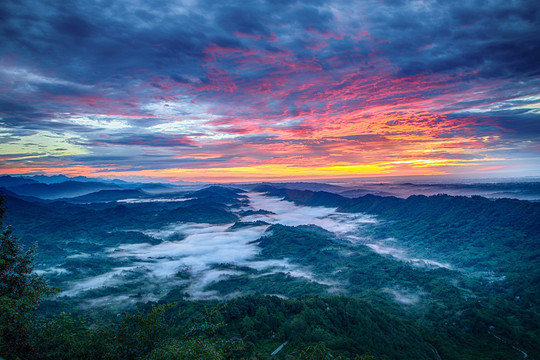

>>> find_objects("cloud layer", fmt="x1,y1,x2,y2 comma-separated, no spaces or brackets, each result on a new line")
62,192,375,300
1,0,539,180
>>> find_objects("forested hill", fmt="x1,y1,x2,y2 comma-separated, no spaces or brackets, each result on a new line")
1,184,539,359
257,185,540,280
251,185,540,359
258,185,540,232
259,185,540,234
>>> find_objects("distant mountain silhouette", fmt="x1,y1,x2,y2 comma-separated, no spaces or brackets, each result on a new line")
7,181,121,199
0,175,39,188
63,189,148,203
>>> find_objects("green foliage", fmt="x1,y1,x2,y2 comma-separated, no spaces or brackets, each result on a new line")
219,295,434,359
351,196,540,358
297,342,336,360
260,188,540,359
0,197,58,359
181,306,224,340
295,342,378,360
2,186,540,359
143,338,225,360
227,220,269,230
30,301,232,360
32,313,101,360
158,204,239,225
255,224,335,260
208,272,330,298
103,303,176,360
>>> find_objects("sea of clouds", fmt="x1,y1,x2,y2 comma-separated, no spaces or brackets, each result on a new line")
62,192,451,303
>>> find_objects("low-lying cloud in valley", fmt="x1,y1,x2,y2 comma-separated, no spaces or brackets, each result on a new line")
243,192,377,237
60,192,450,304
365,241,453,270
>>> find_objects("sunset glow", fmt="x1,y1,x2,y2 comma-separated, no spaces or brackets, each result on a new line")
1,1,539,182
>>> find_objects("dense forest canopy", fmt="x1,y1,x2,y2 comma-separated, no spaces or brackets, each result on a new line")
0,178,539,359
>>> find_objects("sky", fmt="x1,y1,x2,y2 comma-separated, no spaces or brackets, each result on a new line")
1,0,539,182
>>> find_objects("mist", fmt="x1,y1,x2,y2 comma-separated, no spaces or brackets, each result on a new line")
334,180,540,201
385,288,425,306
61,192,447,303
118,197,192,203
243,192,377,238
366,241,452,270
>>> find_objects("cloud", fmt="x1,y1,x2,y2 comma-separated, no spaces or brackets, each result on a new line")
92,134,196,147
385,288,425,306
365,240,453,270
1,0,539,178
243,192,377,236
363,0,540,78
216,5,271,37
63,192,377,300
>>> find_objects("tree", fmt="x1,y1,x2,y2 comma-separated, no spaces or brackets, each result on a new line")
0,196,57,359
105,303,176,360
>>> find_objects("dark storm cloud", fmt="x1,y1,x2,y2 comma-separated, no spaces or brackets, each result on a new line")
2,0,538,84
52,13,96,39
0,100,56,131
289,5,334,32
69,155,132,163
0,100,36,116
0,0,208,82
68,152,236,170
336,134,389,142
364,0,540,78
470,111,540,138
91,134,196,148
216,5,270,36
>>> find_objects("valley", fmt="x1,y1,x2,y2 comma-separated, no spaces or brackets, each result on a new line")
1,176,539,359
